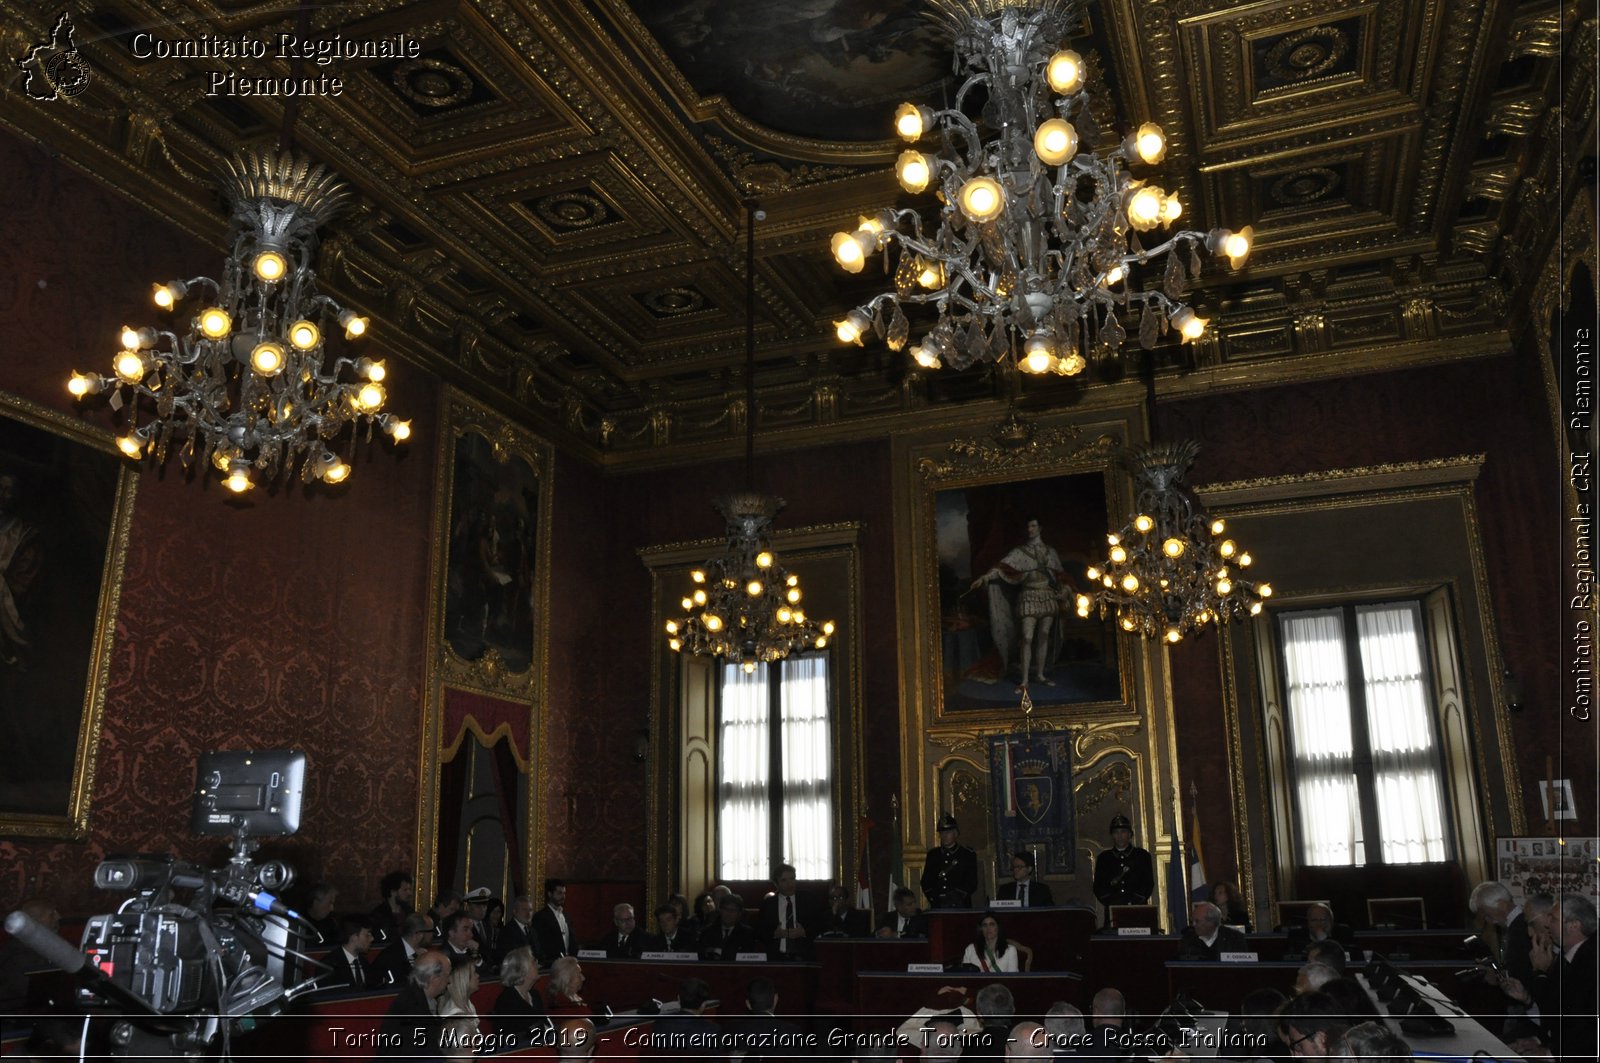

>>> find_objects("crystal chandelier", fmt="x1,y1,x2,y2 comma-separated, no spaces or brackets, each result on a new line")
67,150,409,494
829,0,1253,375
667,203,835,672
1074,441,1272,643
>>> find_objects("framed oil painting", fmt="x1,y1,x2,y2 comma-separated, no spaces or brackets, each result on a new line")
0,392,135,837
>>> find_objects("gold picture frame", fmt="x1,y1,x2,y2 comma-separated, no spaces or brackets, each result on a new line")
415,389,553,902
0,391,136,838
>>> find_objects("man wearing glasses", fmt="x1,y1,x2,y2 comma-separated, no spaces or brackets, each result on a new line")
1502,892,1598,1060
1274,991,1347,1057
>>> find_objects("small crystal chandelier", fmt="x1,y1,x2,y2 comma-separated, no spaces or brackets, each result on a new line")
667,202,835,673
68,150,409,494
829,0,1253,375
1074,441,1272,643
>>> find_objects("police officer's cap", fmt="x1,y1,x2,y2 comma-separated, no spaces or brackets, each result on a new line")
936,813,959,832
1108,814,1132,832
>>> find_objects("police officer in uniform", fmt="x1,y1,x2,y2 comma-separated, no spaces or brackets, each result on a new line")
1093,814,1154,919
920,813,979,908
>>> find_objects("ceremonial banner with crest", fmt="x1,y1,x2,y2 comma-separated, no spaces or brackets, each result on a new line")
989,732,1075,875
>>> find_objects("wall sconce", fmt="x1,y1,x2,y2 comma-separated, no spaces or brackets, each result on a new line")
1502,667,1524,713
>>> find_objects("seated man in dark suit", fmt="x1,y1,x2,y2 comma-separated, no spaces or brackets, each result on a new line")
817,884,871,937
377,948,450,1057
700,894,758,960
876,886,929,939
597,902,647,958
997,850,1055,907
1176,901,1249,961
441,911,482,970
653,977,720,1054
647,902,699,954
373,912,436,987
756,863,814,960
1283,903,1355,957
497,894,538,966
724,976,803,1063
323,917,377,989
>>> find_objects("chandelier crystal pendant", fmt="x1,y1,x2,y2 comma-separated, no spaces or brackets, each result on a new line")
1074,441,1271,643
830,0,1253,375
68,150,409,494
667,202,835,673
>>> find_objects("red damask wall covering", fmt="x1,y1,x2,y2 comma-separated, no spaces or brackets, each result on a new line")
0,133,438,915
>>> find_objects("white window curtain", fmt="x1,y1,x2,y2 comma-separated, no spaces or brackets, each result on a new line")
780,655,834,880
1356,604,1448,864
718,663,770,880
1281,610,1362,866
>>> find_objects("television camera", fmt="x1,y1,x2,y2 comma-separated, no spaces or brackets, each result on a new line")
6,749,325,1058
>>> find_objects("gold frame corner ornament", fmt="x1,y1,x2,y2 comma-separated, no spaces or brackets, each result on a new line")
0,390,137,840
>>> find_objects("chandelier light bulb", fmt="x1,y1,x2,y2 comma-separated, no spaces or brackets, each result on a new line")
223,464,254,493
911,344,941,369
287,320,321,350
250,341,286,376
1056,350,1086,375
894,102,931,140
747,580,763,596
114,350,148,384
1121,615,1138,631
815,636,827,649
777,606,793,622
835,309,873,345
681,596,694,611
152,281,186,309
1250,602,1263,615
116,433,145,458
1046,49,1084,93
1162,537,1186,557
1130,123,1167,164
1134,514,1154,532
1109,545,1127,564
691,570,706,583
693,589,708,605
198,307,233,339
67,372,100,397
755,551,774,568
704,614,723,632
321,456,351,484
1211,226,1255,269
356,382,386,411
1211,518,1226,535
743,660,757,674
897,150,932,193
1216,577,1233,595
1101,263,1126,286
1219,539,1237,557
1127,185,1165,231
1121,574,1140,592
958,176,1005,223
252,251,287,282
786,587,801,604
338,309,369,339
1165,627,1183,644
1033,119,1078,166
822,621,835,635
120,325,155,350
916,259,945,289
1162,193,1183,224
1238,552,1252,567
1258,583,1273,598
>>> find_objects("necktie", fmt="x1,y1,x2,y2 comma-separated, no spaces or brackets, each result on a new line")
781,897,791,954
619,934,628,952
352,957,364,987
1021,883,1028,907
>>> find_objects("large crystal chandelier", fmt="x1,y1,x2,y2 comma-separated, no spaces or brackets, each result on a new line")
1074,441,1272,643
68,150,409,494
829,0,1253,375
667,203,835,672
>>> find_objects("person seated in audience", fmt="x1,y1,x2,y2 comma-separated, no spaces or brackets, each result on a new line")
1008,1021,1050,1058
1088,987,1131,1058
533,878,578,966
439,1015,480,1063
443,911,482,969
546,955,590,1016
998,850,1055,907
482,896,504,958
1043,1002,1085,1058
692,890,720,934
1176,901,1248,961
818,884,871,937
378,947,450,1057
648,902,698,953
1500,892,1598,1060
652,976,720,1053
1274,990,1347,1057
1317,977,1378,1021
324,917,376,990
666,893,691,923
370,870,415,940
1222,986,1286,1061
896,984,981,1053
493,945,554,1047
1291,962,1338,995
557,1016,596,1060
598,902,646,958
438,959,481,1024
498,894,538,965
877,886,929,939
1283,904,1353,957
1333,1021,1411,1061
700,894,758,960
301,881,340,945
973,983,1017,1056
1209,881,1251,930
461,886,492,948
962,911,1022,972
758,863,814,960
725,975,802,1062
429,888,464,942
374,912,435,986
1303,940,1346,973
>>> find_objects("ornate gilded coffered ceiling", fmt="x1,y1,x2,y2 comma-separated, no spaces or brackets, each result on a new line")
1,0,1591,467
